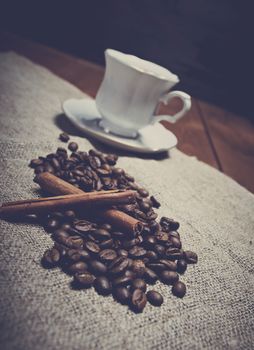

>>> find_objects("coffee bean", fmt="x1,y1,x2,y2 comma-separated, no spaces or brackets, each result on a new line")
131,289,147,312
140,201,151,212
138,188,149,197
74,220,94,233
99,238,114,249
150,196,161,208
158,259,177,271
80,177,93,191
59,132,70,142
165,248,183,260
42,248,60,266
68,236,84,249
127,258,134,269
44,163,55,173
145,250,158,262
72,169,84,177
160,217,180,232
160,271,179,285
184,251,198,264
131,279,147,292
51,157,61,170
168,231,180,239
124,270,136,279
128,246,147,259
94,276,112,295
89,149,102,157
146,290,163,306
106,154,118,165
87,234,98,243
89,260,107,275
61,223,72,231
154,244,166,257
53,243,68,258
143,235,157,249
102,177,114,190
46,154,56,162
52,229,69,245
35,165,44,174
118,204,137,215
67,227,82,236
74,272,95,287
112,167,125,177
122,238,137,250
135,235,144,245
117,249,128,258
68,261,88,274
99,223,112,231
149,220,160,234
92,229,111,240
114,287,131,304
112,275,132,287
172,281,186,298
68,142,78,152
85,241,100,254
111,231,126,240
99,249,117,263
97,168,111,176
46,152,55,160
125,173,134,182
30,158,44,168
89,156,101,169
177,259,188,274
131,259,146,277
144,268,158,284
46,218,59,231
51,212,64,220
170,237,182,249
56,146,67,155
146,211,158,221
109,257,129,275
147,263,165,273
67,249,82,262
133,209,147,221
155,231,169,243
67,249,90,262
64,210,76,221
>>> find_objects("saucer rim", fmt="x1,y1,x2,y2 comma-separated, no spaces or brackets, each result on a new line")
62,97,178,154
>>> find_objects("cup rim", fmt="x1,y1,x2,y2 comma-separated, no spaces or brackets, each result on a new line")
106,49,179,83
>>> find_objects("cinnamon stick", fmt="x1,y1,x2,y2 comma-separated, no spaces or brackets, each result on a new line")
35,172,143,236
34,172,84,195
0,190,136,216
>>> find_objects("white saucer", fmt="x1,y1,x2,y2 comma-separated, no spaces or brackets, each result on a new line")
62,98,177,154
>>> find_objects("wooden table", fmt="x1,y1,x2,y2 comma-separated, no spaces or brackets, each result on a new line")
1,32,254,193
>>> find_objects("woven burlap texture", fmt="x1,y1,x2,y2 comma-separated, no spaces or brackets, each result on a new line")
0,52,253,350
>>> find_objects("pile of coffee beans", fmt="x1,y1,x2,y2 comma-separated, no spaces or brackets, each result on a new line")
29,134,198,312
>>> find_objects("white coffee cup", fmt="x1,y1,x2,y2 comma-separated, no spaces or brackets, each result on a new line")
96,49,191,138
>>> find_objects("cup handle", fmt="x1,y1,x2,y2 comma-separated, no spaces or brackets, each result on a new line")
154,91,191,124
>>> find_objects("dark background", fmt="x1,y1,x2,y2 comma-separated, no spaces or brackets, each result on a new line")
1,0,253,118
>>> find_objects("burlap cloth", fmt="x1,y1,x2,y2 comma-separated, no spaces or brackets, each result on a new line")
0,52,253,350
